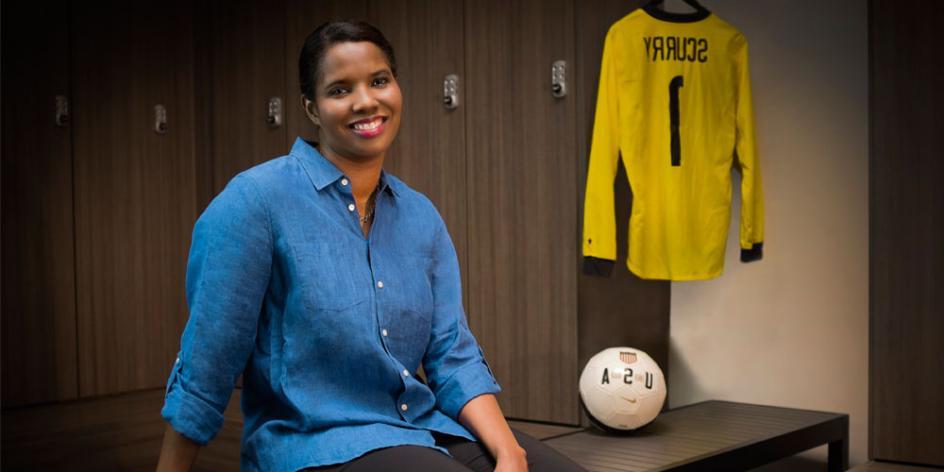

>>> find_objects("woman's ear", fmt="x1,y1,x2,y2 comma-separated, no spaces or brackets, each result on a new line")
301,95,320,127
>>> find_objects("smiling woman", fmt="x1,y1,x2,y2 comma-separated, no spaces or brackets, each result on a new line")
154,20,583,472
298,23,404,236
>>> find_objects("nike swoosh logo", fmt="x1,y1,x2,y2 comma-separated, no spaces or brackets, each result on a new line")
617,395,637,403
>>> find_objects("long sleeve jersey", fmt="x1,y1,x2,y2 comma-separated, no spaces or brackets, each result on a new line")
582,6,764,281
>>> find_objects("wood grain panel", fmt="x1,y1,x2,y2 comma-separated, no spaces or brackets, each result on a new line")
464,0,579,424
1,0,78,407
367,0,470,315
284,0,369,145
573,0,671,395
869,0,944,466
203,0,289,195
71,0,197,396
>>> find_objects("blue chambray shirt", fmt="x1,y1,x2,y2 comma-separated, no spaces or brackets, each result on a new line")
161,138,501,471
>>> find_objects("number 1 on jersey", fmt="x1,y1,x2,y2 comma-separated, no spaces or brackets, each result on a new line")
669,75,684,167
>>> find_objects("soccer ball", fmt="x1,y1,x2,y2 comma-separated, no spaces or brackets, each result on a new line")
579,347,666,431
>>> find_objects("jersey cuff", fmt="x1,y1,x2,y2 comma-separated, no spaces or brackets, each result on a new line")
740,242,764,263
583,256,615,277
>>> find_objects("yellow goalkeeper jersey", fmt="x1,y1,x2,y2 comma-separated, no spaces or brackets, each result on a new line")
582,6,764,281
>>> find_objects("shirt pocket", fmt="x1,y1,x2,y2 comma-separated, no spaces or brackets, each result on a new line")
293,240,366,311
398,255,435,317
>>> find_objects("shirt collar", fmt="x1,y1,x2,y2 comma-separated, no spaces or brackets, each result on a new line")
291,137,400,198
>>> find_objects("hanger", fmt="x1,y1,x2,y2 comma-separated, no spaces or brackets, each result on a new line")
644,0,709,15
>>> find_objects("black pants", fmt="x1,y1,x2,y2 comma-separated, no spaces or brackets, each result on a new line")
302,429,585,471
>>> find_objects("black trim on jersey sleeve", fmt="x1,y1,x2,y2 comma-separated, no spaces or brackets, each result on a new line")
643,3,711,23
583,257,615,277
740,242,764,263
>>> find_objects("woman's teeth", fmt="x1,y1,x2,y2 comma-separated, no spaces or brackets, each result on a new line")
352,119,382,130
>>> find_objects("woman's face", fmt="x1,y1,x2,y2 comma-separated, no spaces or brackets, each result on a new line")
304,41,402,162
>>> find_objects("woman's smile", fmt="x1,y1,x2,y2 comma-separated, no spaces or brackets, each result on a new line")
349,115,388,138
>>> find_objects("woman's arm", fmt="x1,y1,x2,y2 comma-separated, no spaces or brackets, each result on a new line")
458,394,528,472
155,424,200,471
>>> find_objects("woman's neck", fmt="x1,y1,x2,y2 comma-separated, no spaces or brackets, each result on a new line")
318,144,384,202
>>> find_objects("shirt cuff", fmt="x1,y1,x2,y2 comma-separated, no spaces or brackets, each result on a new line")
582,256,615,277
435,360,502,420
160,362,226,445
740,242,764,263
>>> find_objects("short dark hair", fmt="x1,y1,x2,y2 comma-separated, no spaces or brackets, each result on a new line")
299,20,398,101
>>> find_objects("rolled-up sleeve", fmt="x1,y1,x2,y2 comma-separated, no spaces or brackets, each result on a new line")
422,215,501,420
161,173,272,444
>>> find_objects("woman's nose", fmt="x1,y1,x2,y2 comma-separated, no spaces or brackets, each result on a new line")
351,86,379,113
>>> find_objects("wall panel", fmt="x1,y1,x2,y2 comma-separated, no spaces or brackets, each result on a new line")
464,0,579,423
202,0,289,196
72,0,197,396
1,0,78,406
870,0,944,465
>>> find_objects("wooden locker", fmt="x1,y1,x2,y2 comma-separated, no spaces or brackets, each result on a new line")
71,0,197,396
367,0,470,310
1,0,79,407
464,0,580,423
198,0,289,197
869,0,944,465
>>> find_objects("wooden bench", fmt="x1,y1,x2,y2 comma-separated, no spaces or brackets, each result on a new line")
543,400,849,471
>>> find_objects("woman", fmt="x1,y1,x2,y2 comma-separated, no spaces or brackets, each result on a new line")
156,20,584,472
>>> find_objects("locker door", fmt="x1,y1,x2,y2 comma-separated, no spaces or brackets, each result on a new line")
1,0,78,406
71,0,197,396
464,0,579,423
870,0,944,465
368,0,470,309
198,0,289,199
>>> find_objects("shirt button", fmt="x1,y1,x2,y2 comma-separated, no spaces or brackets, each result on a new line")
401,403,408,412
376,281,384,288
175,357,180,364
347,203,355,212
341,178,349,186
382,329,388,337
402,369,410,377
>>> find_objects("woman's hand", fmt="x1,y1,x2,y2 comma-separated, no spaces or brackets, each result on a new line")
495,445,529,472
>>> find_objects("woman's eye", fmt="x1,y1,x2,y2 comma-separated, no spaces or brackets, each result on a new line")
372,77,389,87
327,87,348,97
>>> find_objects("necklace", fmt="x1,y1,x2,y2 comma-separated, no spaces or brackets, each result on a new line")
359,184,381,224
359,205,374,224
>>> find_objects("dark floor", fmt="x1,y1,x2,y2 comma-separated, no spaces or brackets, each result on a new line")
848,461,944,472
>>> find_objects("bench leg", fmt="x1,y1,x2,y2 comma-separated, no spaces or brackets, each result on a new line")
827,417,849,471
